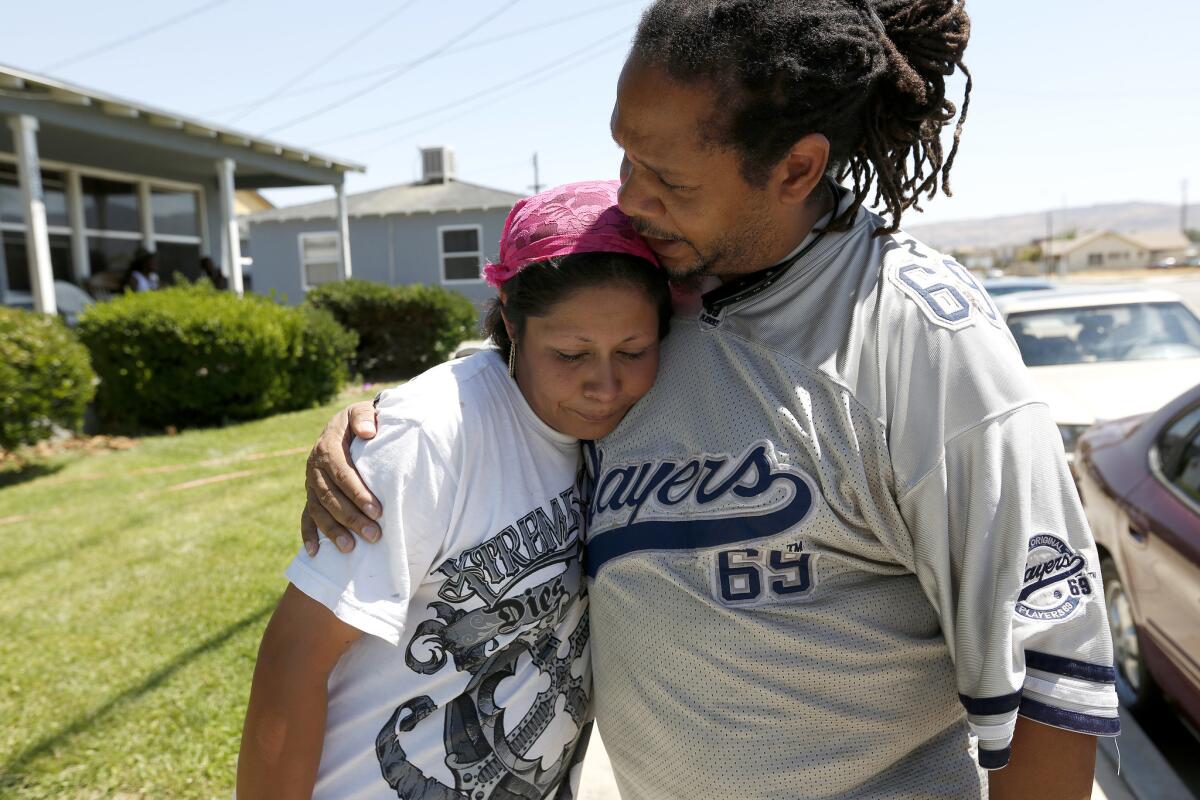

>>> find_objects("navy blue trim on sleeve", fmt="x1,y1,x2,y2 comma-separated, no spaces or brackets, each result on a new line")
1018,696,1121,735
958,691,1022,716
1026,650,1116,684
978,745,1012,770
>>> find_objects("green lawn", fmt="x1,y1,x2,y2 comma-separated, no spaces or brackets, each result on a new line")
0,389,375,799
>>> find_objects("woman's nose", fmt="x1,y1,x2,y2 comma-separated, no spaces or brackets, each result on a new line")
583,361,620,403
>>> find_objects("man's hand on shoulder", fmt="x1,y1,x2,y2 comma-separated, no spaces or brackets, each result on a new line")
301,400,382,556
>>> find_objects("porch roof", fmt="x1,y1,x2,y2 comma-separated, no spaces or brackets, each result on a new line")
0,63,364,188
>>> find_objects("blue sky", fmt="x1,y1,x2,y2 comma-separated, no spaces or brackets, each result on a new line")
2,0,1197,224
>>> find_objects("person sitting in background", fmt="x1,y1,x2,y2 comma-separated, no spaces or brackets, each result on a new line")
199,256,227,290
123,249,159,293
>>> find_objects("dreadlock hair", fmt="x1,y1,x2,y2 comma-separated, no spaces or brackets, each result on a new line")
631,0,972,235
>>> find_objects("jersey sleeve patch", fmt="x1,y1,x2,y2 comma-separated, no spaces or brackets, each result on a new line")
888,249,1003,332
1014,534,1097,622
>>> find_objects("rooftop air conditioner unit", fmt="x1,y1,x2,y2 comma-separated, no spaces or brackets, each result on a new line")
420,146,456,184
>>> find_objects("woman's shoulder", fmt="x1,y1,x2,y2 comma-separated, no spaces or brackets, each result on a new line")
373,350,509,445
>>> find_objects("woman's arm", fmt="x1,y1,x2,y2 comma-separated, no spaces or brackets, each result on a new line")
237,584,362,800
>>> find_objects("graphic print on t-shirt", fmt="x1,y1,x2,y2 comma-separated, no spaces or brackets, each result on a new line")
376,486,590,800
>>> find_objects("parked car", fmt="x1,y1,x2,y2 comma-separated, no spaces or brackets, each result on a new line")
982,276,1056,296
995,286,1200,459
1150,257,1181,270
1075,383,1200,730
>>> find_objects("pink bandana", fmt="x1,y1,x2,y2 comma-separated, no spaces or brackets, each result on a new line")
483,180,658,288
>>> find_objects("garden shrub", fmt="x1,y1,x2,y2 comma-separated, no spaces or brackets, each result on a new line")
76,284,357,429
305,280,477,379
0,308,96,450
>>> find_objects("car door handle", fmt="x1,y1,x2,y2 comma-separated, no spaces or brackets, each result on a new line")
1127,525,1148,543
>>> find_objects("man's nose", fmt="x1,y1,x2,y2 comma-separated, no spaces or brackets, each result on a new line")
617,157,665,221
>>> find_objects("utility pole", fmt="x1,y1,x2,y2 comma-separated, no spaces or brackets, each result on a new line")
531,152,543,194
1044,209,1053,276
1183,178,1189,233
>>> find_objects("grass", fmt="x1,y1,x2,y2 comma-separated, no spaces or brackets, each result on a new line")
0,388,376,799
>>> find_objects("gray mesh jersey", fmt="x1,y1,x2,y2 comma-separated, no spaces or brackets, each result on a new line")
583,192,1119,799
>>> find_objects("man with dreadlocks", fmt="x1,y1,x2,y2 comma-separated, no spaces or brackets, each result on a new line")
298,2,1118,798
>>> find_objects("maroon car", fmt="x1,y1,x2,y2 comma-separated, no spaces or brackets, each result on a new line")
1076,382,1200,730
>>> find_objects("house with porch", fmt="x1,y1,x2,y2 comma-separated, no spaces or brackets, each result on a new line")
0,63,362,316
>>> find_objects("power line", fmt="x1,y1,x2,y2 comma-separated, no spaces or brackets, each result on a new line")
260,0,524,137
225,0,421,124
202,0,642,117
317,25,633,147
362,37,629,157
42,0,233,72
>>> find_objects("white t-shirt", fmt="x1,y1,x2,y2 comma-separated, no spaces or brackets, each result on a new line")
286,351,591,800
129,270,158,291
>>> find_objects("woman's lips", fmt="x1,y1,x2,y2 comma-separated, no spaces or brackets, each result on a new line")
573,408,622,423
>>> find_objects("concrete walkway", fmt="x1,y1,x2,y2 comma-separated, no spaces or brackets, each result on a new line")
576,713,1192,800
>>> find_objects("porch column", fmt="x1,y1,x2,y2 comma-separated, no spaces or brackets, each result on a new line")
65,170,90,283
137,181,155,253
7,114,55,314
215,157,243,295
335,179,352,280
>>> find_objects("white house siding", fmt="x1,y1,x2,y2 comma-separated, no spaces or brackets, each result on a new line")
1064,234,1147,271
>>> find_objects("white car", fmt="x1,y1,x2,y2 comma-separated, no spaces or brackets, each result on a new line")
994,286,1200,457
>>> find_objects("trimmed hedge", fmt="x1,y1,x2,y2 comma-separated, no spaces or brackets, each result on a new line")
305,280,477,379
0,308,96,450
76,283,357,429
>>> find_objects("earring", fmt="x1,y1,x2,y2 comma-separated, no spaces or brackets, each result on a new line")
508,341,517,379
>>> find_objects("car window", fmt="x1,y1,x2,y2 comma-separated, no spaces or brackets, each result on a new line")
1006,302,1200,366
1173,429,1200,504
1159,405,1200,482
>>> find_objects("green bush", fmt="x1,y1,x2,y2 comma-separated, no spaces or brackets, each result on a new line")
76,283,357,429
0,308,96,450
306,280,477,379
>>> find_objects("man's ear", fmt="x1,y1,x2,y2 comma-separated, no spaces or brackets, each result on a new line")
773,132,830,206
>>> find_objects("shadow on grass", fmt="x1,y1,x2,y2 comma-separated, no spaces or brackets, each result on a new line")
0,601,274,789
0,461,66,490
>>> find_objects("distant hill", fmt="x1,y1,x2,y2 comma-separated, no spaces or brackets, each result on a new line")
907,202,1200,251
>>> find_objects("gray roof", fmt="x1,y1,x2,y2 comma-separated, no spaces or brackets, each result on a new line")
246,179,525,223
0,63,364,174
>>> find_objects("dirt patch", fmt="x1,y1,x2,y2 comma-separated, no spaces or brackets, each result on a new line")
166,469,257,492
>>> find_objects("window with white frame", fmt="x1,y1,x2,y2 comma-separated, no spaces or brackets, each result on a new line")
150,187,204,281
0,163,73,296
439,225,483,282
0,152,207,302
299,232,340,289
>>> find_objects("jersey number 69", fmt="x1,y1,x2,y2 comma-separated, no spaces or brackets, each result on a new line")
715,547,816,606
